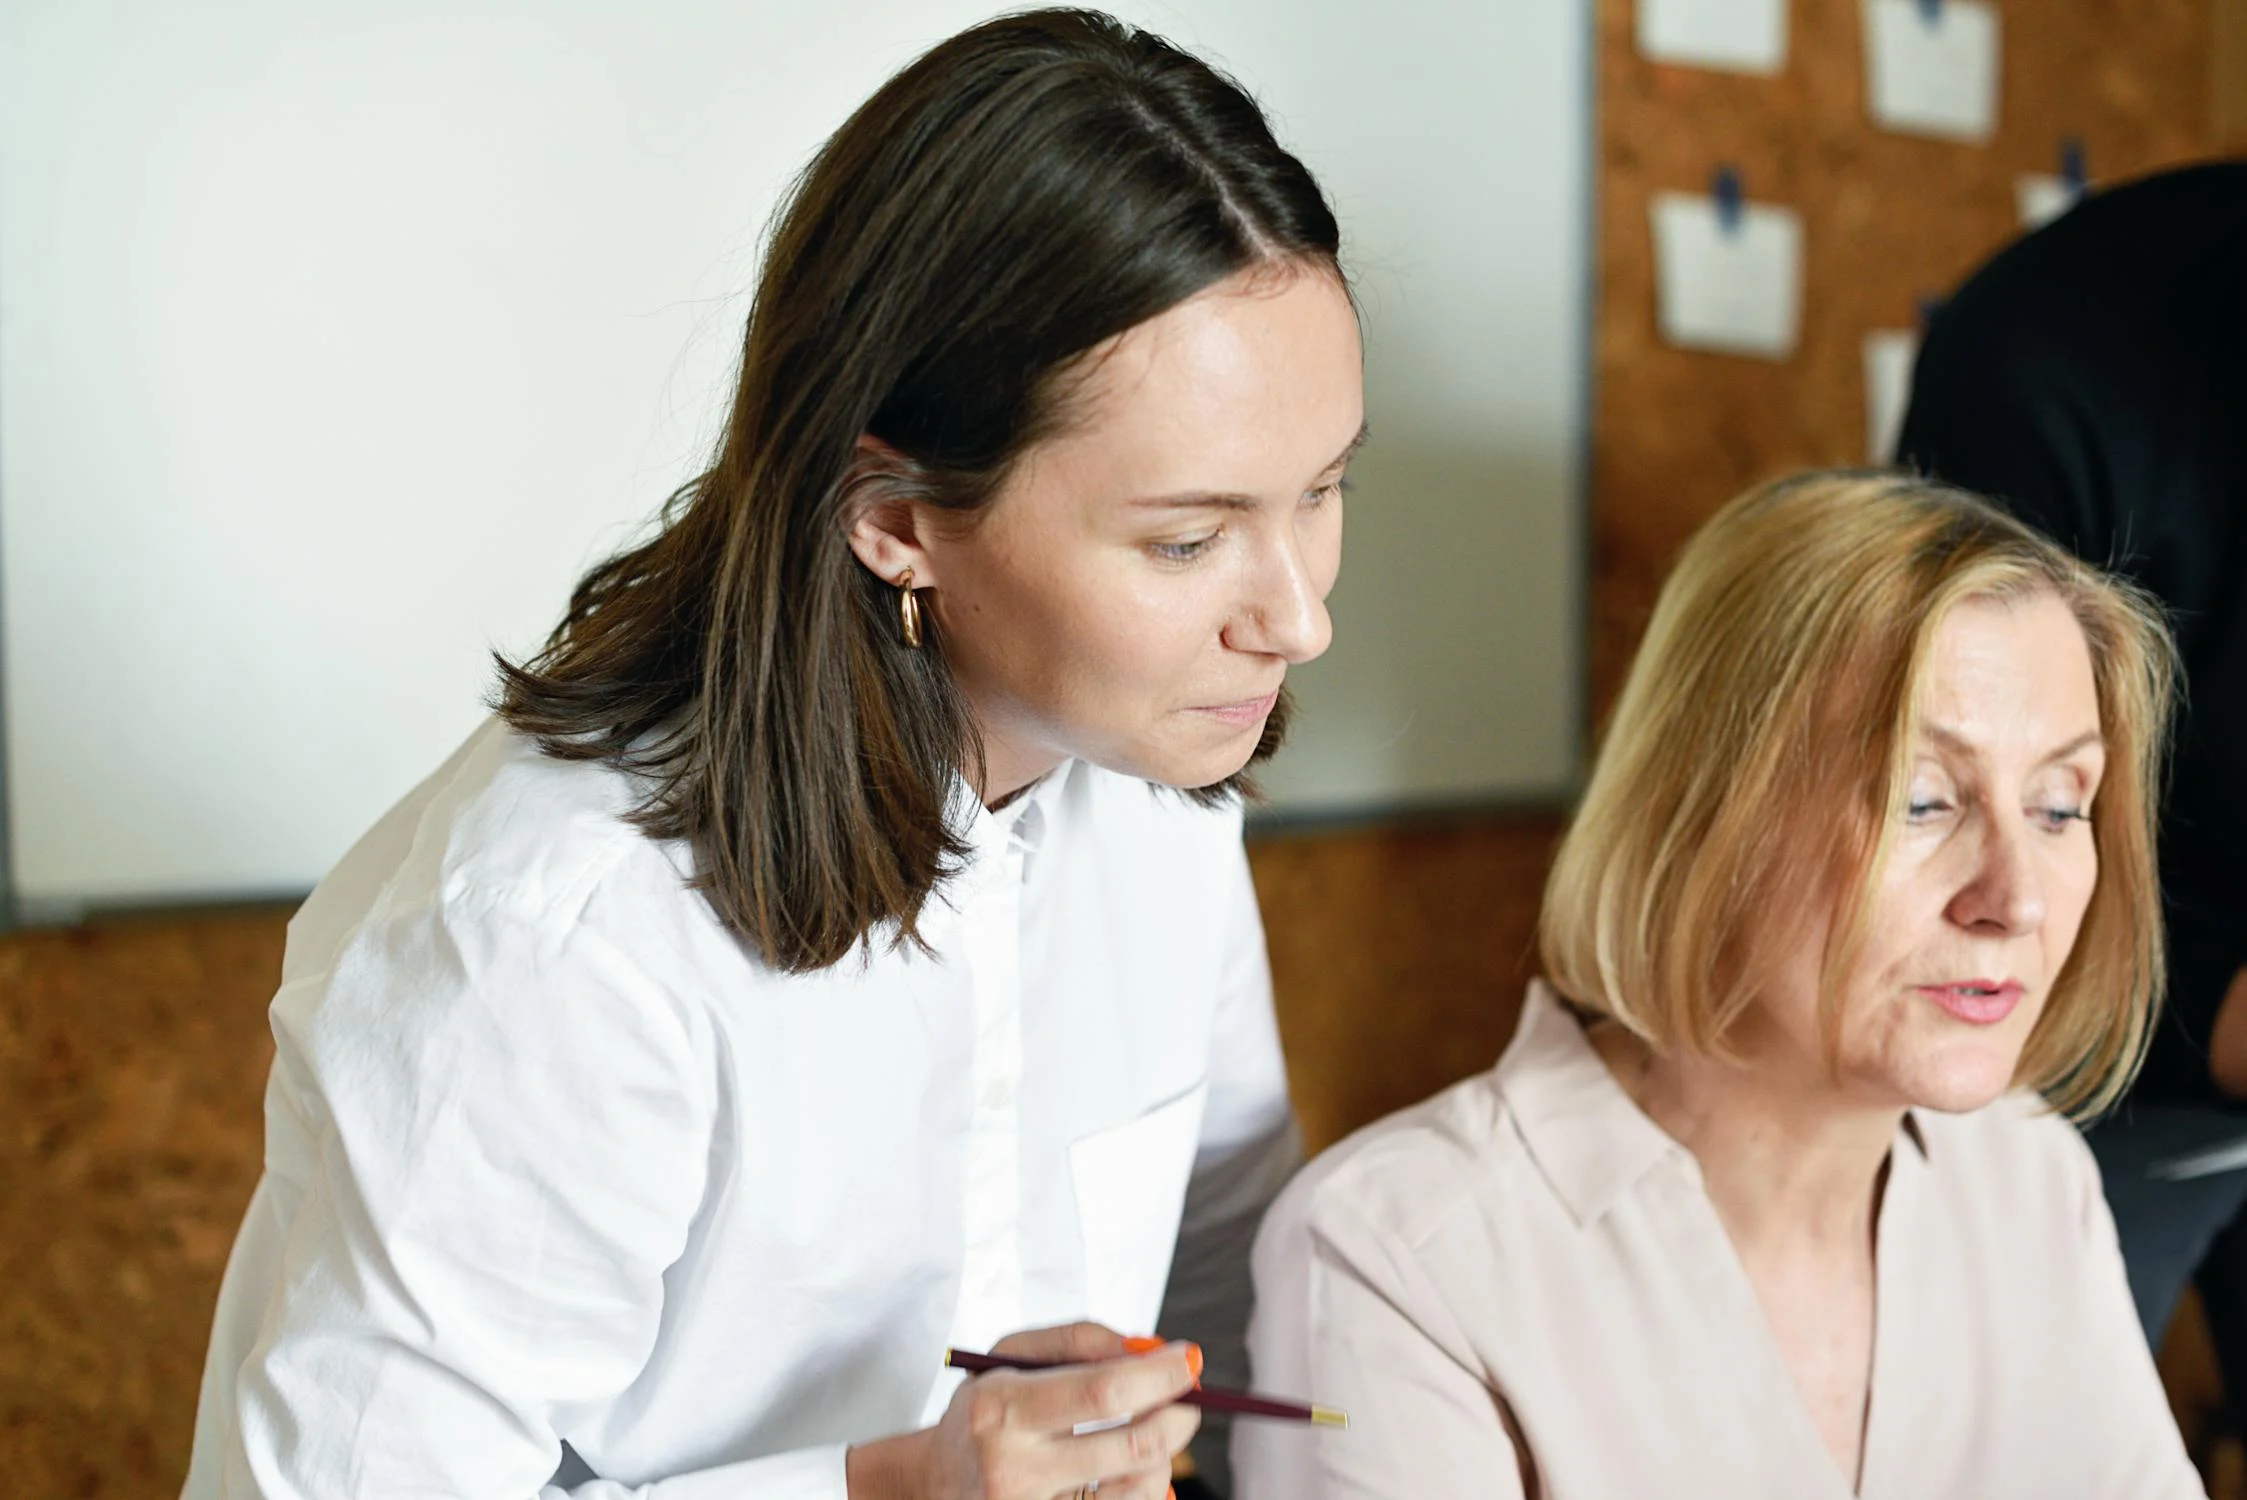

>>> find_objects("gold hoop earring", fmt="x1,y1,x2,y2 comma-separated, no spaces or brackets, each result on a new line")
896,568,923,649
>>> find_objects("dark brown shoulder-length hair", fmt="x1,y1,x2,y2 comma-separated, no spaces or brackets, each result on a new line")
495,9,1344,972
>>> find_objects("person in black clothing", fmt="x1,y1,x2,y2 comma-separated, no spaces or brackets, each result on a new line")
1898,160,2247,1412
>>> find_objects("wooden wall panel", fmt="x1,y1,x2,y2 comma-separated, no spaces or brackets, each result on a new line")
1248,817,1561,1154
1592,0,2218,711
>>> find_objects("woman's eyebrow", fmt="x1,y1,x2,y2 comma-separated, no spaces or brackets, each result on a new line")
1922,723,2106,763
2040,728,2108,762
1326,420,1372,470
1125,492,1260,512
1125,421,1371,511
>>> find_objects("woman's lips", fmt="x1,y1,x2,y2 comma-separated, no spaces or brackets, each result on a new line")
1918,980,2024,1025
1190,691,1280,728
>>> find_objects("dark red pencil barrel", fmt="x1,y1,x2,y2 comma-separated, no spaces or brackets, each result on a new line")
1188,1388,1322,1422
941,1348,1340,1426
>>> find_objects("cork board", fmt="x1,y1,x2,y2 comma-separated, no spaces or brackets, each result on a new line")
1591,0,2219,713
2221,0,2247,146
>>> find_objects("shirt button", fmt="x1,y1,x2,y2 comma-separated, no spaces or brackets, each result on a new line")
980,1078,1014,1111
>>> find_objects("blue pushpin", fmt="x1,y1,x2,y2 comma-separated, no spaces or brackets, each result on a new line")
2060,137,2088,193
1916,0,1943,23
1712,164,1744,235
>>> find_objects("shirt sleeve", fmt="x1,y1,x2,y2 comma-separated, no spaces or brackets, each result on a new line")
1157,833,1304,1496
2061,1130,2210,1499
1233,1185,1525,1500
220,891,850,1500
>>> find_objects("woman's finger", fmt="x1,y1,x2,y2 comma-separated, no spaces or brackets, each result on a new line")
1003,1343,1200,1433
991,1320,1129,1365
1062,1401,1201,1486
1064,1470,1174,1500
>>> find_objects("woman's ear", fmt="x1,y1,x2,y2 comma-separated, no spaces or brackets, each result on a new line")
843,434,940,589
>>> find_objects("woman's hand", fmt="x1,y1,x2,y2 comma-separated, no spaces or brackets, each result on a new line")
2205,966,2247,1098
846,1322,1201,1500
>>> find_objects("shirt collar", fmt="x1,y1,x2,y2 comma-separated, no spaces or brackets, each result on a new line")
1497,980,1930,1228
951,763,1070,873
1497,981,1687,1227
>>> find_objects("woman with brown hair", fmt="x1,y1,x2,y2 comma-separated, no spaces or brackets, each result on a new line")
185,11,1362,1499
1238,472,2201,1498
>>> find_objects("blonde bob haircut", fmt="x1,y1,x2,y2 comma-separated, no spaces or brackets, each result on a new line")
1541,470,2177,1118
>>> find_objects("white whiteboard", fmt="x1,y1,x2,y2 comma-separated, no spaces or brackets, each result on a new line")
0,1,1589,912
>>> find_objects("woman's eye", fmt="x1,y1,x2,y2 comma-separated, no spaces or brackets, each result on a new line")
1150,533,1218,563
1906,798,1955,822
1305,476,1352,508
2033,805,2091,832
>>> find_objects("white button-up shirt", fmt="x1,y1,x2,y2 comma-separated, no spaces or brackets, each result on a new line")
186,720,1298,1498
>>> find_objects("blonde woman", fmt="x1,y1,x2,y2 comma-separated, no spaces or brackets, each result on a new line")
1235,472,2202,1498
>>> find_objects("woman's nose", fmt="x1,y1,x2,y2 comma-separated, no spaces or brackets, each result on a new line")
1226,530,1333,664
1947,816,2050,936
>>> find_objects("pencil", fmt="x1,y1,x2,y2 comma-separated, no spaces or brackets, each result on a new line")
943,1348,1349,1428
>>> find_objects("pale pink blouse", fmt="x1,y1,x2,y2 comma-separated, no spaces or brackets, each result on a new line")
1236,983,2204,1500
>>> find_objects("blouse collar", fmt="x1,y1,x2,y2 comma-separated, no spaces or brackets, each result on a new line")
1496,980,1929,1229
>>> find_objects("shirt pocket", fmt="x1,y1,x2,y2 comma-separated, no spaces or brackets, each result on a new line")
1069,1078,1211,1335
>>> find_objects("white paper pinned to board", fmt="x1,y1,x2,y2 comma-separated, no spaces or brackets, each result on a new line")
1864,0,2000,143
1637,0,1788,75
1862,329,1918,464
2014,173,2083,230
1651,191,1803,360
